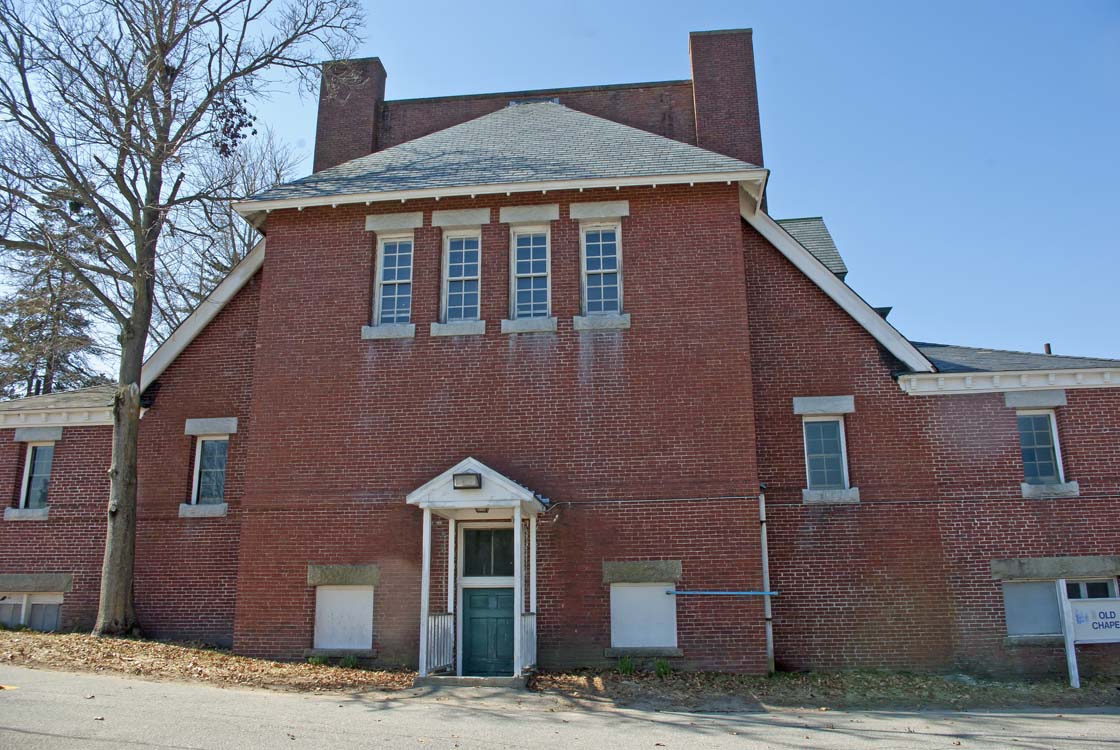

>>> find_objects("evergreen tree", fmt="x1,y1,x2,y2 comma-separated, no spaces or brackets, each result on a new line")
0,203,110,398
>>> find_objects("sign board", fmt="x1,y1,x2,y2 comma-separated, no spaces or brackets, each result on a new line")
1057,579,1120,688
1070,599,1120,643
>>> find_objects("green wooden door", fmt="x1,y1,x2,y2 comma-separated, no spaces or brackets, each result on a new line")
462,588,514,676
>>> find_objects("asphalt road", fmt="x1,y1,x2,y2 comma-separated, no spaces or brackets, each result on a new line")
1,665,1117,749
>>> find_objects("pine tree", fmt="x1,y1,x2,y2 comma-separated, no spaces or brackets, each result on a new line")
0,204,110,398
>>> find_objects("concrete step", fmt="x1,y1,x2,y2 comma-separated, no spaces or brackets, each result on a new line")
412,674,528,688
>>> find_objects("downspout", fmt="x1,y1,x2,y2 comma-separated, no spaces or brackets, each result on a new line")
759,493,775,673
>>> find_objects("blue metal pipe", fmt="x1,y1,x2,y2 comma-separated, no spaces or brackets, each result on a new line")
663,595,779,600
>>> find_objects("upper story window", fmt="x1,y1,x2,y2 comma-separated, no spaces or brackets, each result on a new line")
191,436,229,505
802,416,850,491
375,236,414,325
443,233,481,322
1017,411,1063,485
21,442,54,509
511,228,550,319
580,223,622,315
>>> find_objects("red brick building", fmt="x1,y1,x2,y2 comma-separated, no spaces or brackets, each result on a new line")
2,28,1117,679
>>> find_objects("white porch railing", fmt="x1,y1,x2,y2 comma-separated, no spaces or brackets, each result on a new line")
521,612,537,670
427,613,454,673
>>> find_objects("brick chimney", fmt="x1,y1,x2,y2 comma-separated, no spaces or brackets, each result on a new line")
689,29,765,167
312,57,387,173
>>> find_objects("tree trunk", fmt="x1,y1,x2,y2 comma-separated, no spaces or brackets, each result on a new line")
93,376,141,635
93,249,156,636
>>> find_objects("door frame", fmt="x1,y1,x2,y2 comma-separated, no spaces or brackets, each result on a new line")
456,520,515,676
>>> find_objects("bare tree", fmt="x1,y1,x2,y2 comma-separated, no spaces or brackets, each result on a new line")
153,128,299,340
0,0,361,635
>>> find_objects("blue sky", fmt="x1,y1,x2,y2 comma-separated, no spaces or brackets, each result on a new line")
258,0,1120,358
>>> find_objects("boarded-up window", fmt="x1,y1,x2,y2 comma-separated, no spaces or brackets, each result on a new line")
0,592,63,631
314,586,374,650
1003,582,1062,636
610,583,677,648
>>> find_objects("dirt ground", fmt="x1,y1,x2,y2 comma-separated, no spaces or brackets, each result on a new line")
3,630,1118,710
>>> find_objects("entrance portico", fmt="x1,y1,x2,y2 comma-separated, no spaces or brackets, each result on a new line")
406,457,547,677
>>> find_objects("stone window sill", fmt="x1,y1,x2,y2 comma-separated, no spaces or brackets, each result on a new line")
361,323,415,340
4,506,49,521
802,487,861,505
604,647,683,658
431,320,485,337
303,648,377,658
1003,635,1064,648
573,313,630,331
1021,481,1080,499
501,317,557,334
179,502,228,518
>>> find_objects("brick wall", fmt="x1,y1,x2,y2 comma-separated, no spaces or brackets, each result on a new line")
0,425,111,631
380,81,697,154
744,220,1120,676
130,271,262,646
231,183,766,667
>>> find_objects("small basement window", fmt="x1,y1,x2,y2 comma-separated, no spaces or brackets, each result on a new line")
314,585,374,650
610,583,676,648
0,592,63,631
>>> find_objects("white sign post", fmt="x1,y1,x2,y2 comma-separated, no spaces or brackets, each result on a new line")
1057,578,1120,689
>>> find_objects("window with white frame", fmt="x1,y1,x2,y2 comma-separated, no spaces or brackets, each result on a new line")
0,592,63,631
374,235,414,325
443,233,481,322
1003,578,1117,636
314,585,374,650
802,416,850,490
1016,411,1063,485
580,223,622,315
511,228,550,319
191,436,229,505
20,442,55,509
609,583,677,648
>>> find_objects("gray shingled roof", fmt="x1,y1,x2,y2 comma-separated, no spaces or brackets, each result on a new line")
915,343,1120,373
0,384,115,412
777,217,847,278
246,101,761,204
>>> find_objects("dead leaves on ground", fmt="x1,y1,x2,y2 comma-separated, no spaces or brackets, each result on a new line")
0,631,413,691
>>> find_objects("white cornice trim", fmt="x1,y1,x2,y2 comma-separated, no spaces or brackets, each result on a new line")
233,170,769,226
0,408,113,427
741,209,935,374
899,368,1120,396
140,240,265,391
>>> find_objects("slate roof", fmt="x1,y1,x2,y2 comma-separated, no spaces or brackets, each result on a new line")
776,217,847,278
914,343,1120,374
0,384,115,412
246,101,762,205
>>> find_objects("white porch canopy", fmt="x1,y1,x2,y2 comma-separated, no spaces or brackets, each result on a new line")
406,457,547,677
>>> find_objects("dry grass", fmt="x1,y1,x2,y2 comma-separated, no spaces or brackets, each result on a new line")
530,669,1120,711
0,630,414,692
5,630,1119,710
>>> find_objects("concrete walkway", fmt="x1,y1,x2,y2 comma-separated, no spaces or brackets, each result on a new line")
1,665,1117,749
